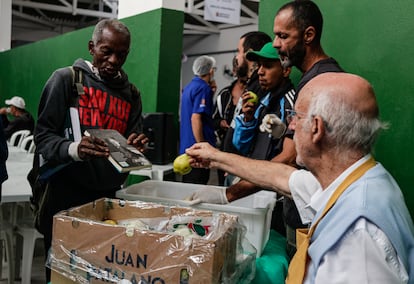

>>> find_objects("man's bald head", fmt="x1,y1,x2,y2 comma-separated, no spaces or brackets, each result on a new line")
302,72,378,118
297,72,386,154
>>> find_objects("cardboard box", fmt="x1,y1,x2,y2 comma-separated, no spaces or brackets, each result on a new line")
49,198,249,284
116,180,277,256
51,270,76,284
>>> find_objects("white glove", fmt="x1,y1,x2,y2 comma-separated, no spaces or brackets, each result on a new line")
259,114,286,139
187,187,229,204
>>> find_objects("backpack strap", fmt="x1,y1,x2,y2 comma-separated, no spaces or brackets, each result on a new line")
68,66,84,107
73,66,84,96
65,66,83,142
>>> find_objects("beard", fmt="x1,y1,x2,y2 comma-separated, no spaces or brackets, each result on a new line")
236,61,249,78
279,39,306,69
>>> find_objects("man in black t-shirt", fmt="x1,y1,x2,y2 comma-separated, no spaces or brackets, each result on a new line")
273,1,344,92
272,0,344,258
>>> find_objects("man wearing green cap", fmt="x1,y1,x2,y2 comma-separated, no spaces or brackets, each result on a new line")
195,42,297,235
230,43,297,236
231,42,296,161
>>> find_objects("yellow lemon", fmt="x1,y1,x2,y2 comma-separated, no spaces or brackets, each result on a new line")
103,219,117,225
173,153,192,175
247,91,258,104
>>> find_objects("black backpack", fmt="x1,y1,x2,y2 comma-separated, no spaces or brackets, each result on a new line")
27,66,83,233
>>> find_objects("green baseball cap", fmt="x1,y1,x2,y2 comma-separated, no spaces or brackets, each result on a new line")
246,42,279,61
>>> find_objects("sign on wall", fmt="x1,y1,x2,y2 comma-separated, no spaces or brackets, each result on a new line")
204,0,241,25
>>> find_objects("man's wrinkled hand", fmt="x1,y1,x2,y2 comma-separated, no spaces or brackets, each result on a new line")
186,187,228,204
78,135,110,160
185,142,217,169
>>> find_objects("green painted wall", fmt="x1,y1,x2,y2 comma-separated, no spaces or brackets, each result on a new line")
0,29,90,119
0,8,183,127
123,8,184,119
259,0,414,217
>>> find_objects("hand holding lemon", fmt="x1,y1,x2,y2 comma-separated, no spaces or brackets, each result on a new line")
173,153,192,175
242,91,259,122
246,91,258,104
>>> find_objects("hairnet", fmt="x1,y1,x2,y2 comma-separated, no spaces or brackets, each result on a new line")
192,55,216,76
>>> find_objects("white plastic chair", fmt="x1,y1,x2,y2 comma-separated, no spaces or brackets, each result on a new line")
27,142,35,154
19,135,34,153
0,207,15,284
8,130,31,148
15,220,44,284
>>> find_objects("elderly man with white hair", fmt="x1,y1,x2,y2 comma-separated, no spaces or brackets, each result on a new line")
186,72,414,284
179,55,216,184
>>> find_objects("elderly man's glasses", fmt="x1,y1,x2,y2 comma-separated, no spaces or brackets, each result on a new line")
286,109,308,124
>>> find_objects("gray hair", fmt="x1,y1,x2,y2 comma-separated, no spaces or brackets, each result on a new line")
92,19,130,45
192,55,216,76
307,92,388,154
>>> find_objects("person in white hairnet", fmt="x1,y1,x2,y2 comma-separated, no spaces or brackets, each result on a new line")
179,55,216,184
0,96,35,139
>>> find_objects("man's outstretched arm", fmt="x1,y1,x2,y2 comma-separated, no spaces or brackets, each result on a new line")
186,142,295,197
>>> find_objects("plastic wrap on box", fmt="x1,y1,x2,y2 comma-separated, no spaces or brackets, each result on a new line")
48,198,256,284
116,180,277,256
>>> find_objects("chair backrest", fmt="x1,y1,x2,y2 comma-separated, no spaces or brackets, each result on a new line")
28,140,36,153
8,130,31,147
20,135,34,152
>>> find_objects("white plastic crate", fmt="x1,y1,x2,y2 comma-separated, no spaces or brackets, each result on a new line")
116,180,276,257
